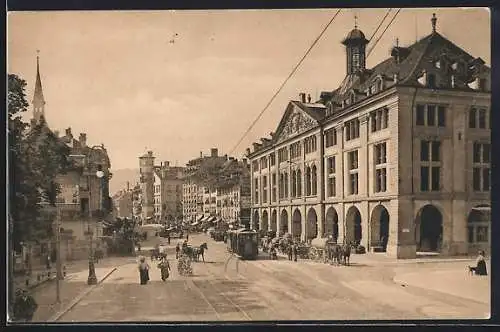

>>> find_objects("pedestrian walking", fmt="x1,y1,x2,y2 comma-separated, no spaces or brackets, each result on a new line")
175,243,180,259
287,244,293,261
157,256,171,281
186,233,189,241
138,256,150,285
167,234,171,245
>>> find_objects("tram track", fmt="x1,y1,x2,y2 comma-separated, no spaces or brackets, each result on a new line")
188,277,252,321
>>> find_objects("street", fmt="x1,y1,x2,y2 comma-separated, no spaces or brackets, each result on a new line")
54,233,489,322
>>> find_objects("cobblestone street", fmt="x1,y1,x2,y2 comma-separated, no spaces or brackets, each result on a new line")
53,234,489,322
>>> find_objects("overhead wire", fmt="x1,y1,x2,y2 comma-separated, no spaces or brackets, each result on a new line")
367,8,393,44
367,8,402,59
229,9,342,155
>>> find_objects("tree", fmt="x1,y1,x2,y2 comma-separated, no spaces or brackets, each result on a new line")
8,74,72,250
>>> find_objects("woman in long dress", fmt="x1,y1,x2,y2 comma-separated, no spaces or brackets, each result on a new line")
138,256,150,285
157,256,171,281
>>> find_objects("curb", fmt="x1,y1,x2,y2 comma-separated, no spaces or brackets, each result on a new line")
49,267,118,322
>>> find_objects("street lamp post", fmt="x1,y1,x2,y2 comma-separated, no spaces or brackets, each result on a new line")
86,149,105,286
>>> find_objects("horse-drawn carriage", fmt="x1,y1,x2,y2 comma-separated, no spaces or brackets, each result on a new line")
226,229,259,260
308,238,340,263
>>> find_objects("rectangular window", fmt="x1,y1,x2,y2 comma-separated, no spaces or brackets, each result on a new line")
431,167,440,191
348,151,358,170
349,173,359,195
345,119,360,141
483,144,490,163
420,166,429,191
473,143,481,163
469,109,477,128
327,157,336,174
431,142,440,162
437,106,446,127
375,168,387,193
483,168,490,191
427,105,436,126
325,128,337,147
416,105,425,126
478,109,486,129
374,143,387,164
421,141,429,161
327,177,336,197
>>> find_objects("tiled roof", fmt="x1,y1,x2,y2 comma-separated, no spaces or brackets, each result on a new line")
322,31,488,108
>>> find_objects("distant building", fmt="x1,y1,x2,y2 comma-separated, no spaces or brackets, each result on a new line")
247,15,490,258
182,148,226,222
112,182,134,219
216,158,251,227
139,151,184,225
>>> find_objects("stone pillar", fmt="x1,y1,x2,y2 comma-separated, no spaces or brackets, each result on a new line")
301,204,307,242
450,200,467,255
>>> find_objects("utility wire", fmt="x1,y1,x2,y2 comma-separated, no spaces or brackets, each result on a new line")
367,8,402,59
229,9,342,155
367,8,393,44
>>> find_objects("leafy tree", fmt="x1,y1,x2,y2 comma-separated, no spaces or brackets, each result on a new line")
8,74,72,250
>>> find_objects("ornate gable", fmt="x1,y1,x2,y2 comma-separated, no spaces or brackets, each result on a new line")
275,103,318,143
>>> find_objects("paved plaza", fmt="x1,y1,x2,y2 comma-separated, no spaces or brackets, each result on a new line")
30,233,489,322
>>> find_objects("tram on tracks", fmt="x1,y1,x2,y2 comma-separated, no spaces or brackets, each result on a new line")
226,228,259,260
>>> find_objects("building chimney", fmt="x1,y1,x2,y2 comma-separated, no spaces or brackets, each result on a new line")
242,158,248,165
246,148,251,156
65,127,72,138
164,161,170,167
299,93,306,103
72,139,78,149
200,151,203,158
79,133,87,147
307,94,311,103
211,148,218,157
148,150,153,157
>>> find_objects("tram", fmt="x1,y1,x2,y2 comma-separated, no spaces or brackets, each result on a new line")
226,228,259,260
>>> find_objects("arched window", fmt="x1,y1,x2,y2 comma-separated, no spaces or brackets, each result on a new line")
291,170,297,198
296,169,302,197
305,167,312,196
284,172,289,198
311,165,317,195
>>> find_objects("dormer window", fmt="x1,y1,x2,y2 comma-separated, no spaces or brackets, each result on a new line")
378,79,384,91
435,60,441,69
350,92,355,104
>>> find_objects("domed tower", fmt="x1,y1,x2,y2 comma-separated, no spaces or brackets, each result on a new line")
139,151,155,222
341,21,369,75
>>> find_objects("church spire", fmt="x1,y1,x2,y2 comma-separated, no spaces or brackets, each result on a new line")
32,50,46,124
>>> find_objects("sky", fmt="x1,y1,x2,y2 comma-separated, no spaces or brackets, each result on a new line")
8,8,490,171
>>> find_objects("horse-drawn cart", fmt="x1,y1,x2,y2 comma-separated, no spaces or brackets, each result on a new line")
309,238,338,263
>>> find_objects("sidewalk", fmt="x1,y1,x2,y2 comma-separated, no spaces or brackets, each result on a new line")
27,256,133,322
393,267,490,305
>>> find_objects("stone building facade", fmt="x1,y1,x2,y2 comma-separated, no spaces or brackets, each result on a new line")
247,15,490,258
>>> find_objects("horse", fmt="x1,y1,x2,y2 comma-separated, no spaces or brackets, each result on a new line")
196,243,208,262
340,243,352,266
330,245,342,265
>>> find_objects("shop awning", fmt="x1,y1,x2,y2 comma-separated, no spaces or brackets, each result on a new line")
197,215,204,221
191,221,199,226
207,216,217,223
140,223,164,231
472,206,490,212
